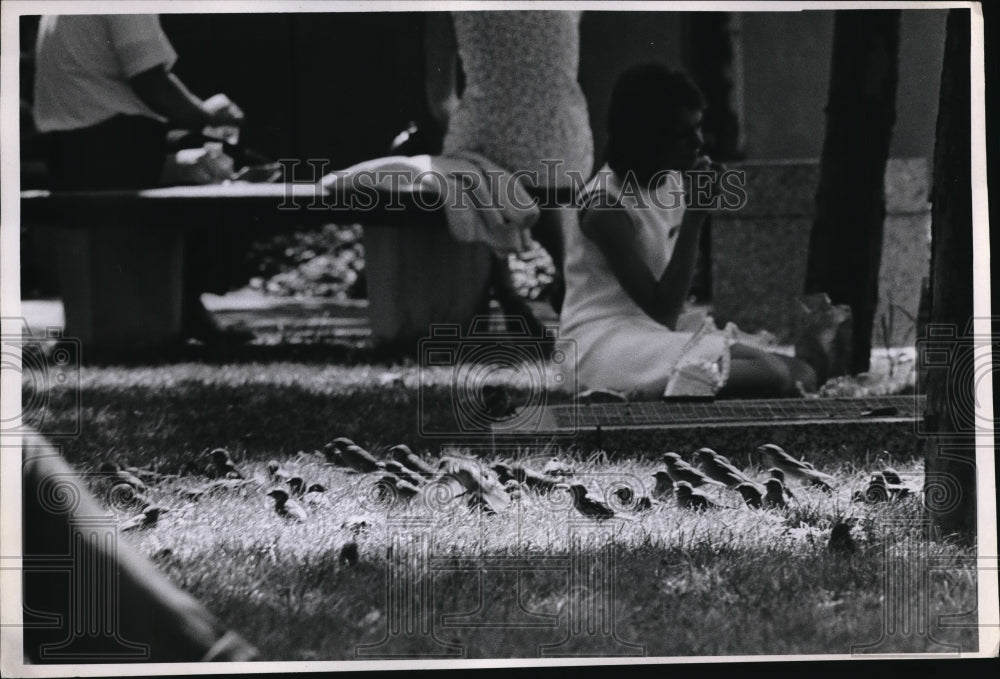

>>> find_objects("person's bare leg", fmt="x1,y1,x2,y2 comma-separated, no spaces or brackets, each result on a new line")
718,343,818,398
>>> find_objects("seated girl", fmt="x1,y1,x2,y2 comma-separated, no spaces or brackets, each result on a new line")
559,63,819,399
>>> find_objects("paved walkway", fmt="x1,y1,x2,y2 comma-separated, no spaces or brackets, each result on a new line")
17,289,560,347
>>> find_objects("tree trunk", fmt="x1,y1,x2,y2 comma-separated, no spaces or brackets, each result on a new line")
684,12,745,302
923,9,976,535
805,10,900,375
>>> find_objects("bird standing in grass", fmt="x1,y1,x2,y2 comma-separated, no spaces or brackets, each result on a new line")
612,486,654,511
694,448,753,488
766,468,797,501
881,467,903,485
267,460,292,484
376,474,420,503
652,470,675,498
389,444,438,478
302,483,327,507
503,480,524,502
734,483,763,509
383,461,423,487
566,484,615,520
322,442,346,466
756,444,834,491
100,461,147,493
287,476,307,496
674,481,718,511
662,453,726,488
341,444,384,473
209,448,244,479
266,488,307,522
438,457,510,514
828,522,857,555
493,463,561,493
121,505,164,532
543,457,574,477
763,479,788,509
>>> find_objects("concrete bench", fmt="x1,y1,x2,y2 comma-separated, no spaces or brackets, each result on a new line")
21,182,573,353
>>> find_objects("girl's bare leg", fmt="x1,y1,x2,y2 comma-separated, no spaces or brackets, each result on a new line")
718,343,818,398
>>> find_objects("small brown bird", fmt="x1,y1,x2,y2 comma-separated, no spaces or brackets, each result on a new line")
651,470,675,498
266,488,307,521
612,486,653,511
383,461,423,487
120,505,164,532
734,482,763,509
302,483,327,507
566,484,615,520
209,448,244,479
267,460,292,484
375,474,420,503
542,457,574,477
756,444,834,491
341,444,384,473
766,468,797,500
321,442,346,466
492,463,516,484
389,444,437,478
695,448,754,488
438,457,510,514
287,476,306,496
513,464,561,492
339,541,359,566
503,479,524,502
881,467,905,486
828,522,857,555
763,479,788,509
662,453,726,488
99,461,147,493
674,481,718,511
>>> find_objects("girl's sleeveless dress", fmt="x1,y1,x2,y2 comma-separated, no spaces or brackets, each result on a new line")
559,165,734,398
443,11,594,187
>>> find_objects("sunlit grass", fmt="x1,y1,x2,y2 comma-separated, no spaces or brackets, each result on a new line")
25,359,975,660
76,451,978,660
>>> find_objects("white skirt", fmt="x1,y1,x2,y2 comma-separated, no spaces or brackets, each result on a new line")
563,314,734,399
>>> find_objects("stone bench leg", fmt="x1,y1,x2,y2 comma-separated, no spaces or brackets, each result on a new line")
46,226,184,352
362,222,493,349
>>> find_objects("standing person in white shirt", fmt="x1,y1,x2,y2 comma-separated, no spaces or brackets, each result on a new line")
33,14,245,344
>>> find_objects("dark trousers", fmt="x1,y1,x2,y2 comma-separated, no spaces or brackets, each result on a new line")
44,114,167,191
42,115,253,314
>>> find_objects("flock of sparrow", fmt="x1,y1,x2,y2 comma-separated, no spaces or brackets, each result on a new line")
95,438,919,560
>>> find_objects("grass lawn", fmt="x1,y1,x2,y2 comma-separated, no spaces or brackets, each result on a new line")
25,358,978,660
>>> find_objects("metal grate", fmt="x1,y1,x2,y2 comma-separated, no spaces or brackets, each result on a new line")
536,395,924,431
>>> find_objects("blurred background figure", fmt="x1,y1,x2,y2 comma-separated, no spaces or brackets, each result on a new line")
427,10,595,329
33,14,247,346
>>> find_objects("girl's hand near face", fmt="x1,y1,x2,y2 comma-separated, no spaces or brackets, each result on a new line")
686,155,727,209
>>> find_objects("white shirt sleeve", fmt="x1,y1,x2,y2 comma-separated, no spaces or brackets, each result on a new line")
107,14,178,78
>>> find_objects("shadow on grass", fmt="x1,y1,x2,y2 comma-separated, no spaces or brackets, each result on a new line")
139,539,979,661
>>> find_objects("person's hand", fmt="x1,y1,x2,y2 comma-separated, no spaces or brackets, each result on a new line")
686,154,727,209
203,93,245,126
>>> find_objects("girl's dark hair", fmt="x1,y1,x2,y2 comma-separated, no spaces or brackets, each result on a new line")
606,62,706,185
